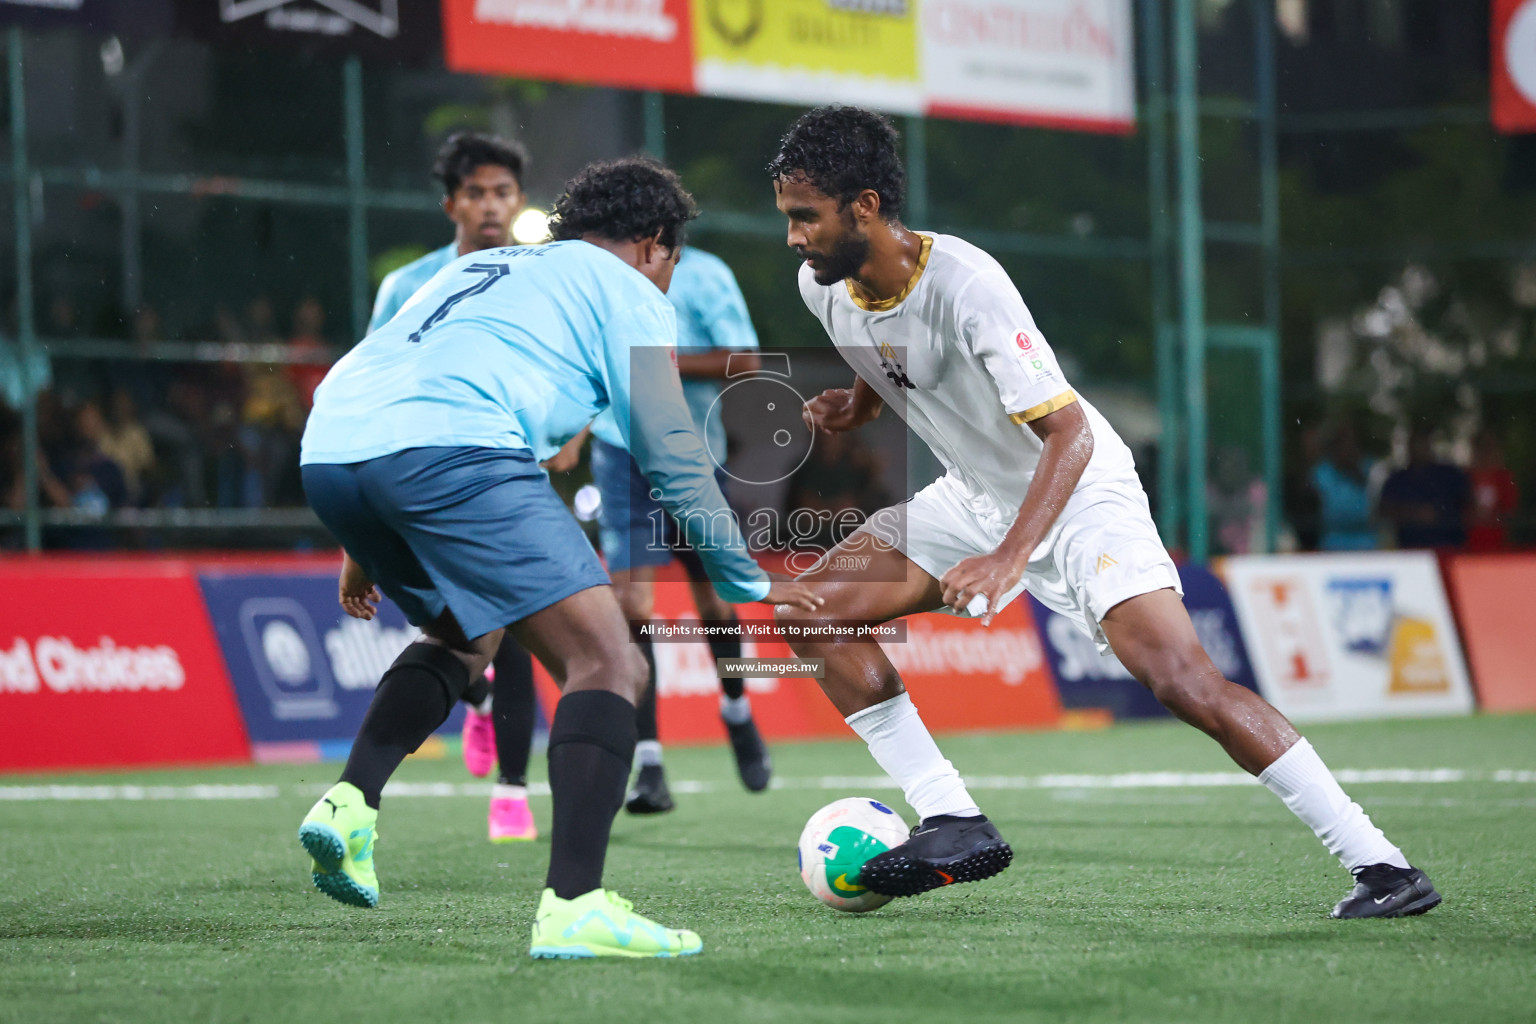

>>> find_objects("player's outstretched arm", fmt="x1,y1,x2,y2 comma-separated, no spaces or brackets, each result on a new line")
338,550,382,621
939,402,1094,625
801,376,883,435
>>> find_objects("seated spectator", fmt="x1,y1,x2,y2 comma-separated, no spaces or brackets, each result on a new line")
0,404,23,513
286,296,332,412
1466,426,1518,552
1379,425,1470,550
99,388,156,506
1209,444,1267,555
1310,421,1377,551
38,399,128,549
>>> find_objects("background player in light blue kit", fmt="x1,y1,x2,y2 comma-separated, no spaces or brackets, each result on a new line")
296,157,821,959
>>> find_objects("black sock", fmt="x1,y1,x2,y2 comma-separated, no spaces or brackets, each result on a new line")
341,642,471,809
708,618,744,701
631,624,659,743
463,672,491,709
492,637,537,788
544,689,638,900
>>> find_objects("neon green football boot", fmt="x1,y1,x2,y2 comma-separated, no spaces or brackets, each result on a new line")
298,782,379,908
529,888,702,959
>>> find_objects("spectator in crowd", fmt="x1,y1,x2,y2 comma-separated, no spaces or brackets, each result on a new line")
1209,444,1267,555
142,372,211,508
38,399,128,549
1311,420,1378,550
1466,426,1519,552
1379,425,1470,550
99,387,157,506
286,296,331,412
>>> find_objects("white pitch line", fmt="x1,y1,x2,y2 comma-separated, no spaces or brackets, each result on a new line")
1,769,1533,803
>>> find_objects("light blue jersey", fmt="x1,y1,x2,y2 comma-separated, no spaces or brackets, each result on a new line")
302,240,769,603
590,247,758,455
369,243,458,334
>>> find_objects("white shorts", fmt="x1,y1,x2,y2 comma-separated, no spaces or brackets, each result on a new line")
882,474,1181,652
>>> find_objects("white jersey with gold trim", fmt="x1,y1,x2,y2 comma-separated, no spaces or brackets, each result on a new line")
797,231,1144,533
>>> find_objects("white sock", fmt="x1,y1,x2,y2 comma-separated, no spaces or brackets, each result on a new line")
492,783,526,801
1258,738,1409,873
636,739,663,768
720,694,752,725
473,695,493,715
845,693,981,820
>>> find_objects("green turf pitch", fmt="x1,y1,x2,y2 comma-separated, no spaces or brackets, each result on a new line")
2,715,1533,1024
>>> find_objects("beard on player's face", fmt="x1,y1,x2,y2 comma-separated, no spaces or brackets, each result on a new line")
802,210,870,286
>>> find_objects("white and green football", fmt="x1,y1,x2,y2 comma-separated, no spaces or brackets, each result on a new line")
797,797,910,913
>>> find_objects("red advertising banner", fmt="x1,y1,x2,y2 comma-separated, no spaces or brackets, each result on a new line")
1443,553,1536,711
532,563,1061,745
0,559,250,771
1494,0,1536,133
441,0,695,93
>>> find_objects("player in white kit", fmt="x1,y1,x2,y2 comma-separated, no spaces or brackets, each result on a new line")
769,106,1439,919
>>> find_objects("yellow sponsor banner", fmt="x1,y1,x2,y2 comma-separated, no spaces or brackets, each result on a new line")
692,0,921,112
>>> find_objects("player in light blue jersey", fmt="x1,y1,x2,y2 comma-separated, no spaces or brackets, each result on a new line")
295,157,821,959
367,132,548,845
586,247,771,814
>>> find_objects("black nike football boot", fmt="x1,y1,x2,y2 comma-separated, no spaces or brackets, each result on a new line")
1330,863,1442,919
858,814,1013,897
725,717,772,793
624,763,675,815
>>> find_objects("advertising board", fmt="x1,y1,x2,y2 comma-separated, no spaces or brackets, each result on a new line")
1221,552,1474,723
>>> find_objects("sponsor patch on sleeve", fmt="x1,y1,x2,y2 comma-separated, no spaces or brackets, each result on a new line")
1013,329,1057,386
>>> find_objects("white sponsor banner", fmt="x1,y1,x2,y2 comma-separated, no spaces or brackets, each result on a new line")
921,0,1136,131
1221,552,1474,723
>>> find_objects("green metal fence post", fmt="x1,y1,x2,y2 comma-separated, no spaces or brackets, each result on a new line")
905,115,928,228
1173,0,1208,561
643,91,666,162
344,56,368,342
9,28,39,551
1141,0,1181,549
1255,0,1281,552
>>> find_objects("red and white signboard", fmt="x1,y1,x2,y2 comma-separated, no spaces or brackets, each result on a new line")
1220,553,1474,724
0,559,251,771
1494,0,1536,133
442,0,695,94
923,0,1137,133
531,562,1061,745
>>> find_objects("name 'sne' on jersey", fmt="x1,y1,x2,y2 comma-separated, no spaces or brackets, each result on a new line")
799,232,1144,551
302,240,768,602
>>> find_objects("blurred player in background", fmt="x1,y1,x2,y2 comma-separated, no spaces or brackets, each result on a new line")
298,156,821,958
771,106,1439,920
368,131,553,844
586,245,771,814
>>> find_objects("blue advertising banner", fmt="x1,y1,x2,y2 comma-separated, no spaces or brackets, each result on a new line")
1028,562,1258,720
197,571,464,758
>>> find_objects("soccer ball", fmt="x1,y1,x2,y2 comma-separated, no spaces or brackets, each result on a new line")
797,797,910,913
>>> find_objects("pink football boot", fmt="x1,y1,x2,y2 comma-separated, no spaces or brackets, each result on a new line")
461,707,496,778
489,792,537,843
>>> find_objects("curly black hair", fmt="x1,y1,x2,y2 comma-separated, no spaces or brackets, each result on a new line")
433,131,529,195
548,156,698,251
768,106,905,220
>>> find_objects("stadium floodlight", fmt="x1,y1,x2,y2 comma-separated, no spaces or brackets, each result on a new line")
512,208,551,245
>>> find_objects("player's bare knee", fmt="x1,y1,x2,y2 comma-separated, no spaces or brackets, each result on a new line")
775,603,823,656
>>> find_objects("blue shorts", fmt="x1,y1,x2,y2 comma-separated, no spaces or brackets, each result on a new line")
302,447,609,640
590,437,719,578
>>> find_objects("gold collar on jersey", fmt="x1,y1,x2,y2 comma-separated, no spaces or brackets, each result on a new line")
846,233,933,312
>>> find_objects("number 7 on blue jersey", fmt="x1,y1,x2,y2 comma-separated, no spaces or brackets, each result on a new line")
409,263,510,343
